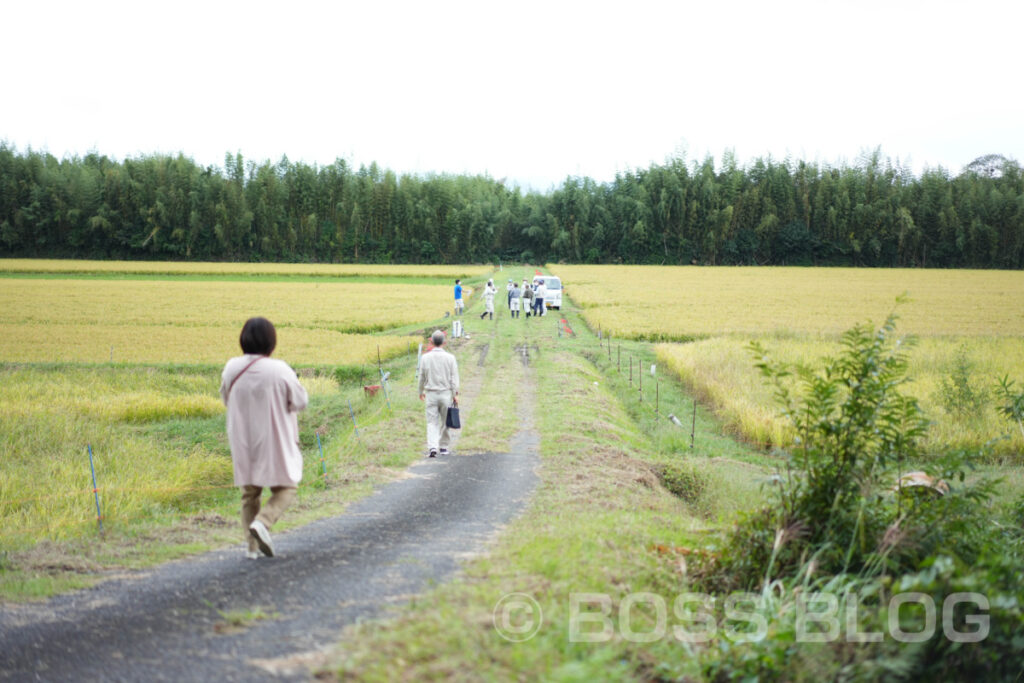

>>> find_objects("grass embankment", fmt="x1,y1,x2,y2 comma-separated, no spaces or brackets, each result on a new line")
324,276,772,681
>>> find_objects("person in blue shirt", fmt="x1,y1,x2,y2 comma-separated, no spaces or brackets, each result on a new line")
454,279,464,316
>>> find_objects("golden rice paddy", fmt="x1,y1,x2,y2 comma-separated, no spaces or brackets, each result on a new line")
551,265,1024,339
0,279,447,364
1,261,482,550
656,335,1024,458
0,258,492,279
549,264,1024,460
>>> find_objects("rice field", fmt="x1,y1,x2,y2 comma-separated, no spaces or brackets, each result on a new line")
551,265,1024,339
0,365,345,546
1,261,485,550
0,258,492,279
1,277,454,332
656,335,1024,458
0,278,442,364
549,264,1024,461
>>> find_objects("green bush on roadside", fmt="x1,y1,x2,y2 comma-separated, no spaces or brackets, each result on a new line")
694,314,1022,679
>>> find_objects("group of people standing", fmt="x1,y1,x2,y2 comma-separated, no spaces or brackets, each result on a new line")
460,277,549,320
506,277,548,318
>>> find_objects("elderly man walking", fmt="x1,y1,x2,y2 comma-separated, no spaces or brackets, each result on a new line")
418,330,460,457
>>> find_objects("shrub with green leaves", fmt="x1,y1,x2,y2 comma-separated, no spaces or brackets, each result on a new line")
995,375,1024,441
701,314,995,590
936,344,990,417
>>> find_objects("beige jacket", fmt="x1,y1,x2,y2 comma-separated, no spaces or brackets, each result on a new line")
418,347,460,395
220,354,309,487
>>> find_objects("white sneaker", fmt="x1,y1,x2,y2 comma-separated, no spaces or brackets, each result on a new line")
249,520,275,557
245,550,259,560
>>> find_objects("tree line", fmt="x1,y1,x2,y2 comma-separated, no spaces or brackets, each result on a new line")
2,143,1022,268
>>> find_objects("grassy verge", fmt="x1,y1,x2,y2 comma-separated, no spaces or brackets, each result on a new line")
321,285,770,680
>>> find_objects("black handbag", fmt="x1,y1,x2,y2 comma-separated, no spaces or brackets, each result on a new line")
445,398,461,429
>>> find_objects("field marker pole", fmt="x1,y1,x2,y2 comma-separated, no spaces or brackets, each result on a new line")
691,400,696,449
87,444,104,536
415,343,423,387
316,433,326,485
348,399,363,444
380,366,393,413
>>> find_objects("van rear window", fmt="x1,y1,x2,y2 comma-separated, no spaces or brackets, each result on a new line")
545,278,561,290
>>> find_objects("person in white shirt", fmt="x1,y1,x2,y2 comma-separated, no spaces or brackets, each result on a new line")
479,279,496,320
417,330,460,457
509,282,521,318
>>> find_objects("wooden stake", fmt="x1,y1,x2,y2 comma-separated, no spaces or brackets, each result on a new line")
691,400,696,449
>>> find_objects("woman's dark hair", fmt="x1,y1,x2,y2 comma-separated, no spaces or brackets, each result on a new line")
239,317,276,355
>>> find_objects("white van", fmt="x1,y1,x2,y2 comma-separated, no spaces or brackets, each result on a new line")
535,275,563,310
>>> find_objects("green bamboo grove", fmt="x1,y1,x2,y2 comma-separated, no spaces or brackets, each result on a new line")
2,144,1022,268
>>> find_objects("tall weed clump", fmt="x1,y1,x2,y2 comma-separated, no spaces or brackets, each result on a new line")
695,315,1023,679
702,314,995,589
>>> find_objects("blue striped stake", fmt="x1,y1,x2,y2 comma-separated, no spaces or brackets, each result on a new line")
316,432,326,485
87,444,104,536
347,399,363,444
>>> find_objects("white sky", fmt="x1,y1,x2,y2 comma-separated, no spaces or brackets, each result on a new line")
2,0,1022,191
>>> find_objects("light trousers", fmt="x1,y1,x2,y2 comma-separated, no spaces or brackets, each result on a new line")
423,389,455,451
241,485,296,552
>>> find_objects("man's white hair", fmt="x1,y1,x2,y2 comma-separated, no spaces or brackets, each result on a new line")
432,330,446,346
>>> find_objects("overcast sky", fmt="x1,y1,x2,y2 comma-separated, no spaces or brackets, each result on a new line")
3,0,1021,191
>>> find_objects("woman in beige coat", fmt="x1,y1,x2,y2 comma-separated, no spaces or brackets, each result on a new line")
220,317,308,558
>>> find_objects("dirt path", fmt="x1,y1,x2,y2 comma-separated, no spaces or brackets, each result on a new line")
0,340,540,682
